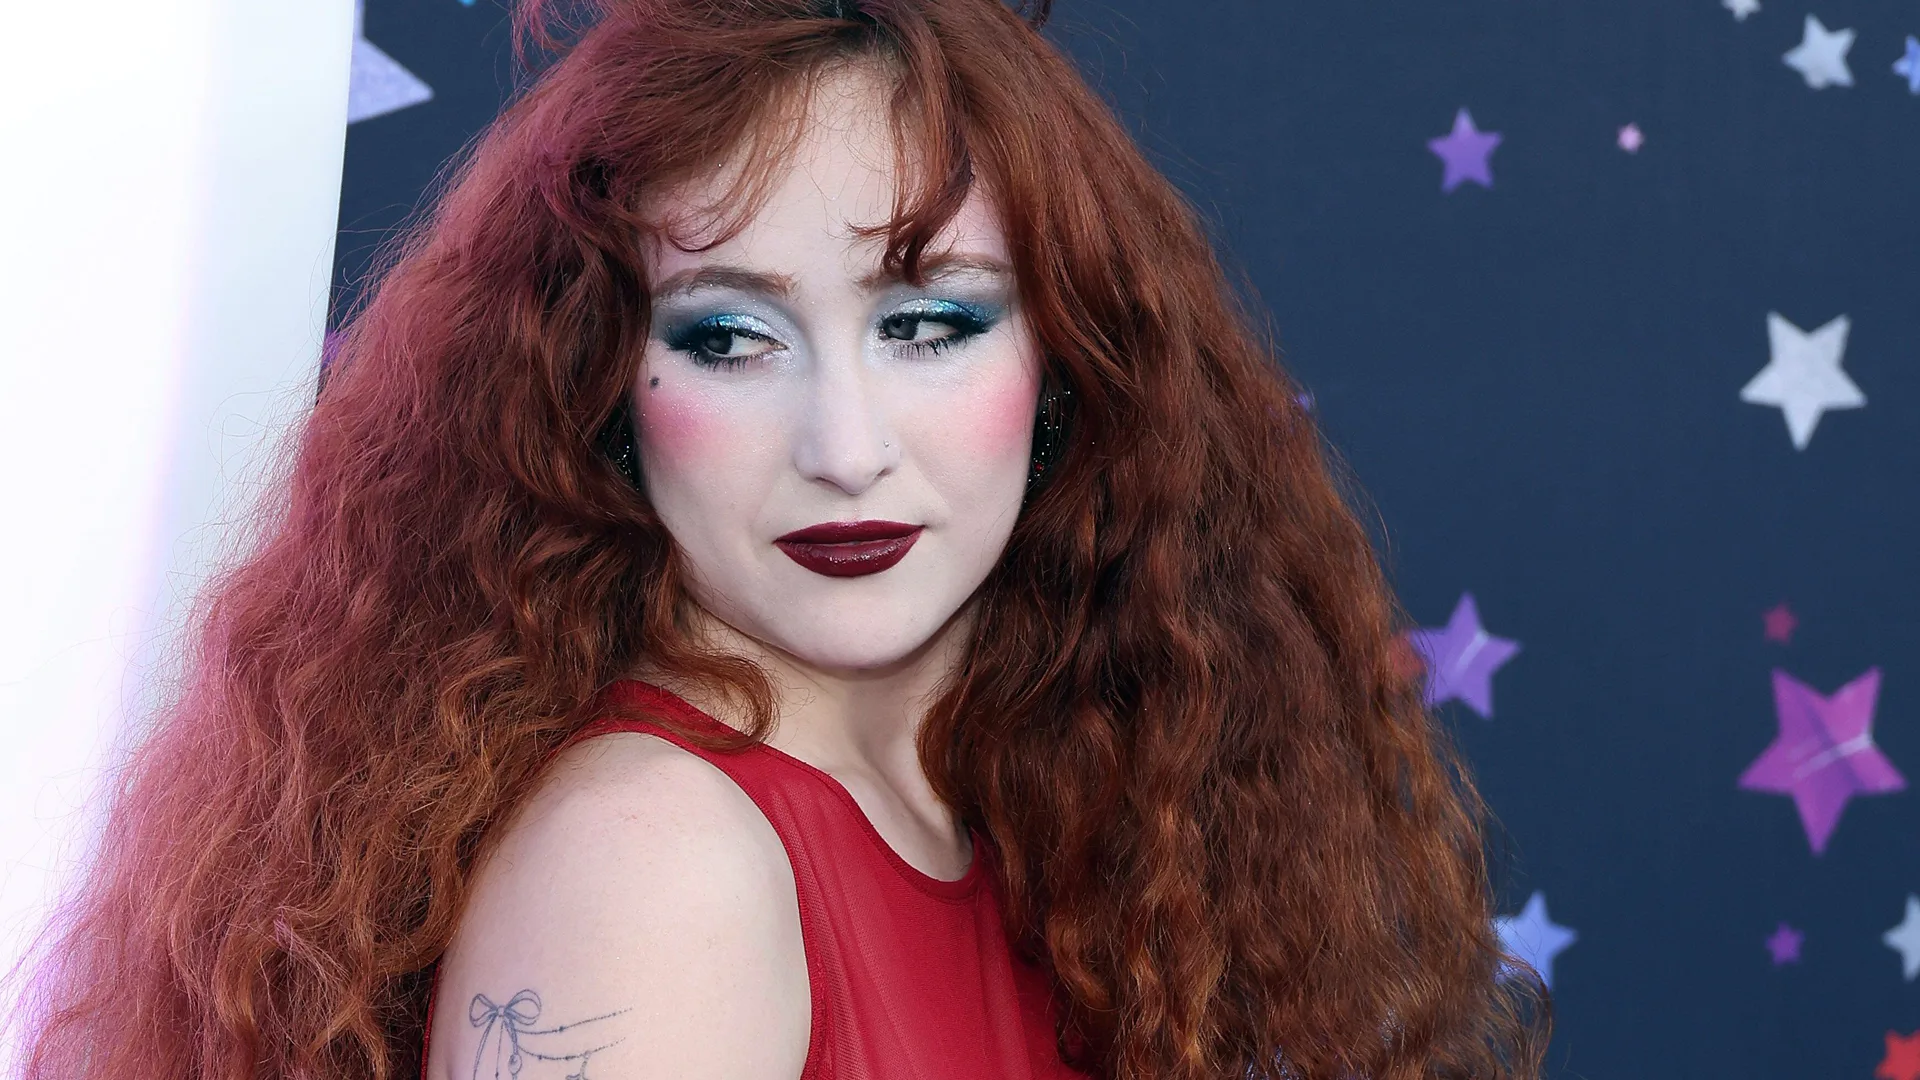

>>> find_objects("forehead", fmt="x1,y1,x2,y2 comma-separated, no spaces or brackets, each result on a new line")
638,63,1009,278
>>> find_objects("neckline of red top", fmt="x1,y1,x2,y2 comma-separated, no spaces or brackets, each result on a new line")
602,678,991,901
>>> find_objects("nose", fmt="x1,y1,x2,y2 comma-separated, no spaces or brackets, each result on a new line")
791,355,899,497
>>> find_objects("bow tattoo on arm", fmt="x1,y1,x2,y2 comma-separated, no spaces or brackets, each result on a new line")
469,989,629,1080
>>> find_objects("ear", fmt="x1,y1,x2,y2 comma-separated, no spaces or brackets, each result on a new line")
1024,365,1073,497
598,392,643,489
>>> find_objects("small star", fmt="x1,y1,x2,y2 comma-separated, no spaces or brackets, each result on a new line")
1783,15,1856,89
1496,892,1578,990
1724,0,1760,20
1879,1031,1920,1080
1408,594,1521,719
1617,123,1645,153
1886,896,1920,981
1765,922,1803,964
1739,313,1865,450
1763,603,1798,644
1895,37,1920,95
1427,108,1503,193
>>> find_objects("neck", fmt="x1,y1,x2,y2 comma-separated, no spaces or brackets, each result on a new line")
635,602,978,878
642,601,974,787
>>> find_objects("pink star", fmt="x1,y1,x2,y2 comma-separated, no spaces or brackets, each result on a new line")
1766,922,1803,964
1617,123,1645,153
1763,603,1798,644
1738,668,1904,855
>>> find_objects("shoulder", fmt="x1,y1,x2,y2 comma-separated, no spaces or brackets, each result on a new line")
498,730,789,880
427,732,810,1080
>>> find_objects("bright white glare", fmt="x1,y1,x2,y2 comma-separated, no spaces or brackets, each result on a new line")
0,0,352,1034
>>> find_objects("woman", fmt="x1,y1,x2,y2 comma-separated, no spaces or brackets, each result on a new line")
16,0,1546,1077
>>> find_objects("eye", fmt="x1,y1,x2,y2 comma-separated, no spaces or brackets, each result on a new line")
664,314,783,371
880,300,997,356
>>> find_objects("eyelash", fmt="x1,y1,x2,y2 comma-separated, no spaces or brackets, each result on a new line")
664,306,996,371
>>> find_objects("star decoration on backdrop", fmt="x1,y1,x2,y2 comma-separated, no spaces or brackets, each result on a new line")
1885,896,1920,981
1766,922,1803,964
1763,603,1798,644
1896,37,1920,94
349,0,435,124
1723,0,1760,21
1407,593,1521,719
1783,15,1856,89
1738,668,1904,855
1880,1031,1920,1080
1739,313,1865,450
1617,123,1645,153
1427,109,1502,193
1496,892,1577,990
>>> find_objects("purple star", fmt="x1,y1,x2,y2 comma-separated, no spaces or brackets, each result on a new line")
1766,922,1803,965
1738,668,1904,855
1408,593,1521,719
1427,108,1503,193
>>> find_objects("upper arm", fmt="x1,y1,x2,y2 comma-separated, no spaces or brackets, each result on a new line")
427,733,810,1080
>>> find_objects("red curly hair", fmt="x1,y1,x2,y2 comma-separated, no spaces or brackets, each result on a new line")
13,0,1547,1077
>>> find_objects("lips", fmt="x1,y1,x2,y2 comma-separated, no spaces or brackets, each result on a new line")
774,520,923,578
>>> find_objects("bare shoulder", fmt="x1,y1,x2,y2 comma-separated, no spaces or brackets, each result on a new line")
428,732,810,1080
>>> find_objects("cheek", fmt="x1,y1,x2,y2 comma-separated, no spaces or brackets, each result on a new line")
931,367,1038,469
634,384,717,469
635,377,789,524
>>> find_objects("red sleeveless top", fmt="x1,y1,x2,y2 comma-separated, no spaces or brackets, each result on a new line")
426,679,1090,1080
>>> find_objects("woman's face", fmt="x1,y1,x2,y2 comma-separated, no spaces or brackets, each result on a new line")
633,64,1042,675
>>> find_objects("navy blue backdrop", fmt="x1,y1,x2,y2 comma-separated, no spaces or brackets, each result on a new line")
330,1,1920,1075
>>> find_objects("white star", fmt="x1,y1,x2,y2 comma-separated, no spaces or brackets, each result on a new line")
1495,891,1578,990
1884,895,1920,981
1783,15,1855,89
349,0,434,124
1739,313,1865,450
1723,0,1760,21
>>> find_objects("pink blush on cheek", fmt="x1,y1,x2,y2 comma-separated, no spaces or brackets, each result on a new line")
635,385,725,465
934,370,1041,463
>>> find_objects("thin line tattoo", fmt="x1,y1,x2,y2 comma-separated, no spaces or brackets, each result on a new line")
468,989,629,1080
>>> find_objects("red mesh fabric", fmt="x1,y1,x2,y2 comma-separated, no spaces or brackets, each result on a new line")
424,679,1088,1079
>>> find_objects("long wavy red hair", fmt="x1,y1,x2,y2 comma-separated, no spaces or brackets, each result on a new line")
13,1,1547,1077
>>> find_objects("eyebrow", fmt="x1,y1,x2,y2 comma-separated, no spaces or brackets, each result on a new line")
649,253,1013,302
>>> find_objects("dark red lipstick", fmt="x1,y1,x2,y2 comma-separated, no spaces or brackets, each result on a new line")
774,520,923,578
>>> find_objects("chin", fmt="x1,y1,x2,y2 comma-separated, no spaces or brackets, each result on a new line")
685,561,983,676
770,614,953,674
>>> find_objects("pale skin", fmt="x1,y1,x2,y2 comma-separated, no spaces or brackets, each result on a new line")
427,60,1043,1080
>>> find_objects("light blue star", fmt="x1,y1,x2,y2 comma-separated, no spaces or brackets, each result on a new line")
1495,891,1578,990
349,0,435,124
1895,36,1920,94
